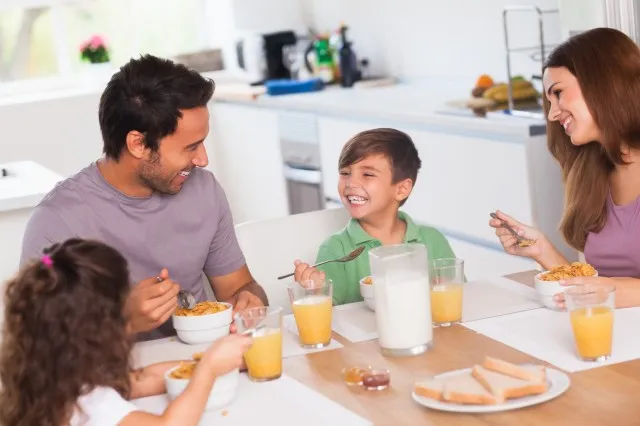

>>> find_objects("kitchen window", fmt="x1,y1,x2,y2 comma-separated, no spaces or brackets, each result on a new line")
0,0,210,93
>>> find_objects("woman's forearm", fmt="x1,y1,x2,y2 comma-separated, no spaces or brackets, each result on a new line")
611,278,640,308
534,238,570,270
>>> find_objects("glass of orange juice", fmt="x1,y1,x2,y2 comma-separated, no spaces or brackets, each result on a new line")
429,258,464,327
288,278,333,348
565,284,615,362
234,306,283,382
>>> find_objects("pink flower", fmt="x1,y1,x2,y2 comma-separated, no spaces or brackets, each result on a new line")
89,35,105,49
79,41,90,52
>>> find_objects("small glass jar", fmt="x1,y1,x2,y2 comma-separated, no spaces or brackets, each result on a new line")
342,366,390,390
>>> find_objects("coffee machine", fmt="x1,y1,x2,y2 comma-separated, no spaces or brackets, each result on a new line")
236,30,297,85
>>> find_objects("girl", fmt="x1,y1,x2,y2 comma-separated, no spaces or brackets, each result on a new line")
0,238,252,426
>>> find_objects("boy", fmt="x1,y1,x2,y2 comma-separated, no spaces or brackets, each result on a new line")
293,128,456,305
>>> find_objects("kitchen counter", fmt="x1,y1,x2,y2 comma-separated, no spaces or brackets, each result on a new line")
213,78,547,143
0,161,63,212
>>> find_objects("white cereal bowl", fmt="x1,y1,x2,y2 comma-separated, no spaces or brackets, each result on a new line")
534,271,598,310
172,302,233,344
165,366,239,411
359,276,375,311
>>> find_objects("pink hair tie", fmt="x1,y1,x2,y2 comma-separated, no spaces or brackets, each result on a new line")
41,255,53,268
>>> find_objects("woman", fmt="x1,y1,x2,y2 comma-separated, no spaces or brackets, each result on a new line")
490,27,640,309
0,238,252,426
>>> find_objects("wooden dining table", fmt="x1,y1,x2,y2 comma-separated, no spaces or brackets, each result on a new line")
282,271,640,425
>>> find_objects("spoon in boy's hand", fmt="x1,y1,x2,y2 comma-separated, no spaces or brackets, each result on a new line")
489,212,536,248
277,246,365,280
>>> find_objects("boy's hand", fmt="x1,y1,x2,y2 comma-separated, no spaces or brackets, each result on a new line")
293,260,325,287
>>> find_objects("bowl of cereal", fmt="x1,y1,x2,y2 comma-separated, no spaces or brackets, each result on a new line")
165,357,239,411
172,301,233,344
359,276,375,311
534,262,598,309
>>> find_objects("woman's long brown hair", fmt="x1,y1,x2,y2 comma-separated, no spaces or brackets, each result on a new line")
0,239,133,426
543,27,640,251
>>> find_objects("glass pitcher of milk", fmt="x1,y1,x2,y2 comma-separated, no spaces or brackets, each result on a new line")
369,243,433,356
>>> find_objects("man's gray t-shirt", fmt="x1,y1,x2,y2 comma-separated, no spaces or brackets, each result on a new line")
20,162,246,341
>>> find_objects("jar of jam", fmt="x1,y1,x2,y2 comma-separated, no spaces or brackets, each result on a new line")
361,367,390,391
342,366,390,390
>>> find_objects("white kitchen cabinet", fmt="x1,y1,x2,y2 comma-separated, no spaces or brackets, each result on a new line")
317,116,533,244
208,102,288,225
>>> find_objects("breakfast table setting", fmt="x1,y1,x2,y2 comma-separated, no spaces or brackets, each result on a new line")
129,243,640,425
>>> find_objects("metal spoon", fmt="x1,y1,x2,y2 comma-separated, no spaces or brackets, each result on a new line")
156,276,196,309
277,246,366,280
178,290,196,310
489,212,536,247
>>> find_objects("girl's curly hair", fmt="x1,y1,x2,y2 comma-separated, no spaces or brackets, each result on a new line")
0,238,133,426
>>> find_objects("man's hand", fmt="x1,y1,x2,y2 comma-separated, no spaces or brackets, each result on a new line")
125,268,180,334
230,289,264,314
227,286,265,334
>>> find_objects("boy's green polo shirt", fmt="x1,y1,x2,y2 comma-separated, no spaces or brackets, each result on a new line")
316,211,456,305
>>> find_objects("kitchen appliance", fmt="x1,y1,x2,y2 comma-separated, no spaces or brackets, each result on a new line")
278,112,325,215
236,30,298,85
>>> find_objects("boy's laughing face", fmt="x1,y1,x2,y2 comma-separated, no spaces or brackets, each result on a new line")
338,154,412,220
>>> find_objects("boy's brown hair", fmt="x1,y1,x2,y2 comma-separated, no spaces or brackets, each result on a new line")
339,128,421,205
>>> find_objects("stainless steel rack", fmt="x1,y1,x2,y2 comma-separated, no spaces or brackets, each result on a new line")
503,5,560,119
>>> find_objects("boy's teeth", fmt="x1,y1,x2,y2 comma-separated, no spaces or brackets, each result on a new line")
179,171,190,177
347,195,367,205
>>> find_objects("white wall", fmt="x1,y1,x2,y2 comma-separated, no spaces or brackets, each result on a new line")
301,0,561,84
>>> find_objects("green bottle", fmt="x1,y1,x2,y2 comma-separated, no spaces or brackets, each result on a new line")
314,37,335,83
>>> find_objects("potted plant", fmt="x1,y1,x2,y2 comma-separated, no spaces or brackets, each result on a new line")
80,35,111,65
79,35,112,83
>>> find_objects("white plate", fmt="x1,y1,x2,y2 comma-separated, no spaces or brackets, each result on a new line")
411,366,570,413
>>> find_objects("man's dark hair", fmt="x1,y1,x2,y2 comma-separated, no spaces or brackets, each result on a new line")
99,54,215,160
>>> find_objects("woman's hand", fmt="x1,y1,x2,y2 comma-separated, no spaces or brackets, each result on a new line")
554,276,626,309
489,210,546,258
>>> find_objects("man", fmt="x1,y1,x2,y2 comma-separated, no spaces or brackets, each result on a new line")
20,54,267,341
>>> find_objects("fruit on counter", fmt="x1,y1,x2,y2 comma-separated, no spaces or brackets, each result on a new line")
471,74,495,98
482,78,539,103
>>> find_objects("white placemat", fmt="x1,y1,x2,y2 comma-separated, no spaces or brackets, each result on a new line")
133,329,343,369
132,373,372,425
463,307,640,372
321,277,541,344
461,276,542,322
331,302,378,343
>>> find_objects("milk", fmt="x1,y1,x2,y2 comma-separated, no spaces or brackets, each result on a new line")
374,275,433,350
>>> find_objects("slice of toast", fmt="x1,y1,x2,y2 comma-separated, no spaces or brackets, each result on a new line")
472,365,548,401
442,372,501,405
414,377,447,401
483,356,546,383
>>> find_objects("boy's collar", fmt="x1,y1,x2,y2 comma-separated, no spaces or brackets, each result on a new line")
347,211,420,245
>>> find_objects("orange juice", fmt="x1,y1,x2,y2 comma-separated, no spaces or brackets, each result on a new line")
244,328,283,381
570,306,614,359
292,295,332,346
430,283,463,324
